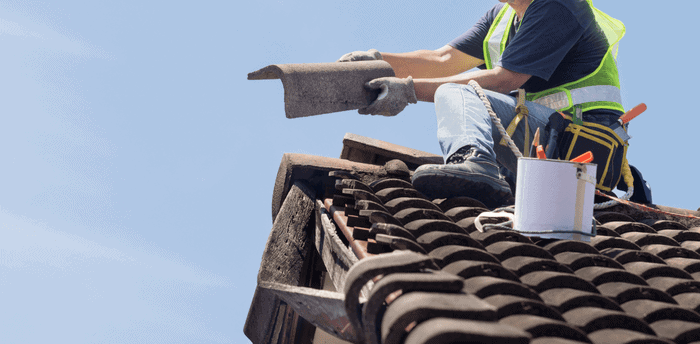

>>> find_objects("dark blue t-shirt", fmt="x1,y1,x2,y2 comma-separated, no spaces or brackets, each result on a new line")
449,0,621,120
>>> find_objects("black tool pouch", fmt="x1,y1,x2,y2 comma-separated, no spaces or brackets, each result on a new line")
544,112,628,192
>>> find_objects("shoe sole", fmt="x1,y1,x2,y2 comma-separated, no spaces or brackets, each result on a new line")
412,169,514,208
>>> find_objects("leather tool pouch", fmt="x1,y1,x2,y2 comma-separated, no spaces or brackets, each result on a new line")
545,112,628,192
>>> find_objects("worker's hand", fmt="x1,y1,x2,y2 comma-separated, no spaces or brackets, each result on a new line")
359,76,417,117
337,49,382,62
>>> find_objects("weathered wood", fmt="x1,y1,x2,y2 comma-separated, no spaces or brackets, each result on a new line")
245,181,317,344
272,153,386,222
259,281,358,343
340,133,443,170
257,181,316,284
245,287,278,344
315,200,358,293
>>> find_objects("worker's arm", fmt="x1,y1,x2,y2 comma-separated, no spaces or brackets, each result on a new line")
380,45,485,79
338,45,484,79
413,66,531,102
342,47,531,115
360,66,530,116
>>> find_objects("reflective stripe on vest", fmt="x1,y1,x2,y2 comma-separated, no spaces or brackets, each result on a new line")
482,2,625,113
483,6,515,70
532,85,622,111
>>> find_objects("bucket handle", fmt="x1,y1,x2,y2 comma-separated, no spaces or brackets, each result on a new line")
576,167,596,185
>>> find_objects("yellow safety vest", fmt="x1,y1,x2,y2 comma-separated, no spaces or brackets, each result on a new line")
483,0,625,113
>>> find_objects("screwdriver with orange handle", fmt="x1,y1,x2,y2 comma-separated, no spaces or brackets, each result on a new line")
610,103,646,142
620,103,647,124
536,145,547,159
570,151,594,163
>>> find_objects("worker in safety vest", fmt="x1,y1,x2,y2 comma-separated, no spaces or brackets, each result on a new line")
338,0,625,208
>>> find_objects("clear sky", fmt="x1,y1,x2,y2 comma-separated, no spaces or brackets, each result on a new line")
1,1,697,343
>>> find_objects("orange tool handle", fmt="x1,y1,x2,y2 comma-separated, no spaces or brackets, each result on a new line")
620,103,646,124
570,151,594,163
536,145,547,159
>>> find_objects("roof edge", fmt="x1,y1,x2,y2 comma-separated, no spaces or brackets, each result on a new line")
272,153,389,222
341,133,443,169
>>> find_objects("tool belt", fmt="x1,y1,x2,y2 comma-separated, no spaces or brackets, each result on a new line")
544,112,628,192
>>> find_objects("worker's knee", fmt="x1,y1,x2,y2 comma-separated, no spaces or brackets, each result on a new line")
435,83,458,96
435,83,475,106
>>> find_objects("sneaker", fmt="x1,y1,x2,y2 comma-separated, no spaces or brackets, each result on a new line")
411,148,514,208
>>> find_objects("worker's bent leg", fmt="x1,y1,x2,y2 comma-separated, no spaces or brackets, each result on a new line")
435,83,497,162
434,83,552,173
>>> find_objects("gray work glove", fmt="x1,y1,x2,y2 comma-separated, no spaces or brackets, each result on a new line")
337,49,382,62
359,76,418,117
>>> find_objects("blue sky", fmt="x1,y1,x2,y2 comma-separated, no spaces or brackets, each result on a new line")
1,1,697,343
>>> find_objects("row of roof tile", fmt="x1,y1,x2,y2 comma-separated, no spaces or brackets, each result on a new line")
328,166,700,344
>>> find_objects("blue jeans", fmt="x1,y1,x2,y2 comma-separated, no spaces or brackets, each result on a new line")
434,83,554,174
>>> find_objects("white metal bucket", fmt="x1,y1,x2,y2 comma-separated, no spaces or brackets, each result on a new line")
513,158,597,242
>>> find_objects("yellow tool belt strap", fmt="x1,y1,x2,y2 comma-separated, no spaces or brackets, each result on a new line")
500,89,530,156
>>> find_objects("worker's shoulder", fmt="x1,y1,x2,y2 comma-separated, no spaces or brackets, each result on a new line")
533,0,590,7
484,2,505,19
477,3,506,27
530,0,591,12
530,0,592,14
528,0,595,27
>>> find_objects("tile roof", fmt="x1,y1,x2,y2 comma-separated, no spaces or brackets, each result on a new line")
247,133,700,344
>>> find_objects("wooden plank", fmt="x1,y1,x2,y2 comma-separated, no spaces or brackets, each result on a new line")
245,181,317,344
271,153,385,222
340,133,443,169
259,281,358,343
315,200,358,293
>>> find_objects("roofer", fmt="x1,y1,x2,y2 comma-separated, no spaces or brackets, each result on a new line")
338,0,627,208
